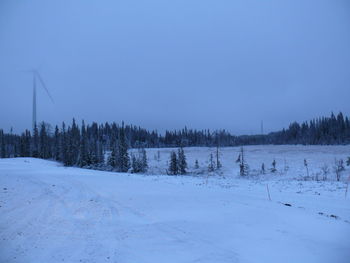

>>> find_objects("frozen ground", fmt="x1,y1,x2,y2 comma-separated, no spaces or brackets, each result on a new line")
0,145,350,263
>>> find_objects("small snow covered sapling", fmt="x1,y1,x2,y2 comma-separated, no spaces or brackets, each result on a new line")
270,159,277,173
154,151,161,161
321,164,330,181
339,159,345,171
261,163,265,174
304,159,309,177
215,145,222,170
208,153,215,172
194,159,199,169
236,147,249,176
334,159,345,182
283,158,289,172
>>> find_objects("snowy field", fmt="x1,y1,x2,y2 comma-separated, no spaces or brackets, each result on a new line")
0,145,350,263
137,145,350,180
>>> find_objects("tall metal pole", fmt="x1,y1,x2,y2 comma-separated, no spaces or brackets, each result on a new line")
32,73,37,132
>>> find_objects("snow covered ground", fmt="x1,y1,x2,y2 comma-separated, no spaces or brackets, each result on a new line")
138,145,350,180
0,145,350,263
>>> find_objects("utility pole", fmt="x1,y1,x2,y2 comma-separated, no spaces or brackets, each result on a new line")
261,120,264,135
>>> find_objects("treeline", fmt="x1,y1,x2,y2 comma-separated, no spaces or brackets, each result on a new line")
270,112,350,145
0,112,349,167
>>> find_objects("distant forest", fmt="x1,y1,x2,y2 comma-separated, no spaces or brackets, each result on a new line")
0,112,349,167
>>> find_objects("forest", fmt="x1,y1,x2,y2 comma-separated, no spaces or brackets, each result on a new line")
0,112,349,169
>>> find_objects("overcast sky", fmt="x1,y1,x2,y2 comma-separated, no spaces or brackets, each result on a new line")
0,0,350,134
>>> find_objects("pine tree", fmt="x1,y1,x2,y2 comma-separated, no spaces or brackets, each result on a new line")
169,151,178,175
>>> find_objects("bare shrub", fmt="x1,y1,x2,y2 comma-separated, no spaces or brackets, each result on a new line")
321,164,330,181
334,159,345,181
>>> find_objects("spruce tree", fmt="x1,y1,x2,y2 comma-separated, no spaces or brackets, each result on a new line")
39,122,50,159
0,130,5,158
79,121,88,167
130,148,148,173
19,133,26,157
25,130,31,157
177,147,187,174
70,119,80,165
117,124,130,172
32,124,39,158
108,146,117,168
208,153,215,172
53,125,60,161
140,148,148,172
169,151,178,175
237,147,249,176
131,154,140,173
215,145,222,169
60,122,68,165
65,127,74,166
97,140,104,164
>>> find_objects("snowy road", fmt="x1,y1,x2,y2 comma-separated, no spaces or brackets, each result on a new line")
0,158,349,263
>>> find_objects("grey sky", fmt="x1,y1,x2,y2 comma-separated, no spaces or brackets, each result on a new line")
0,0,350,134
